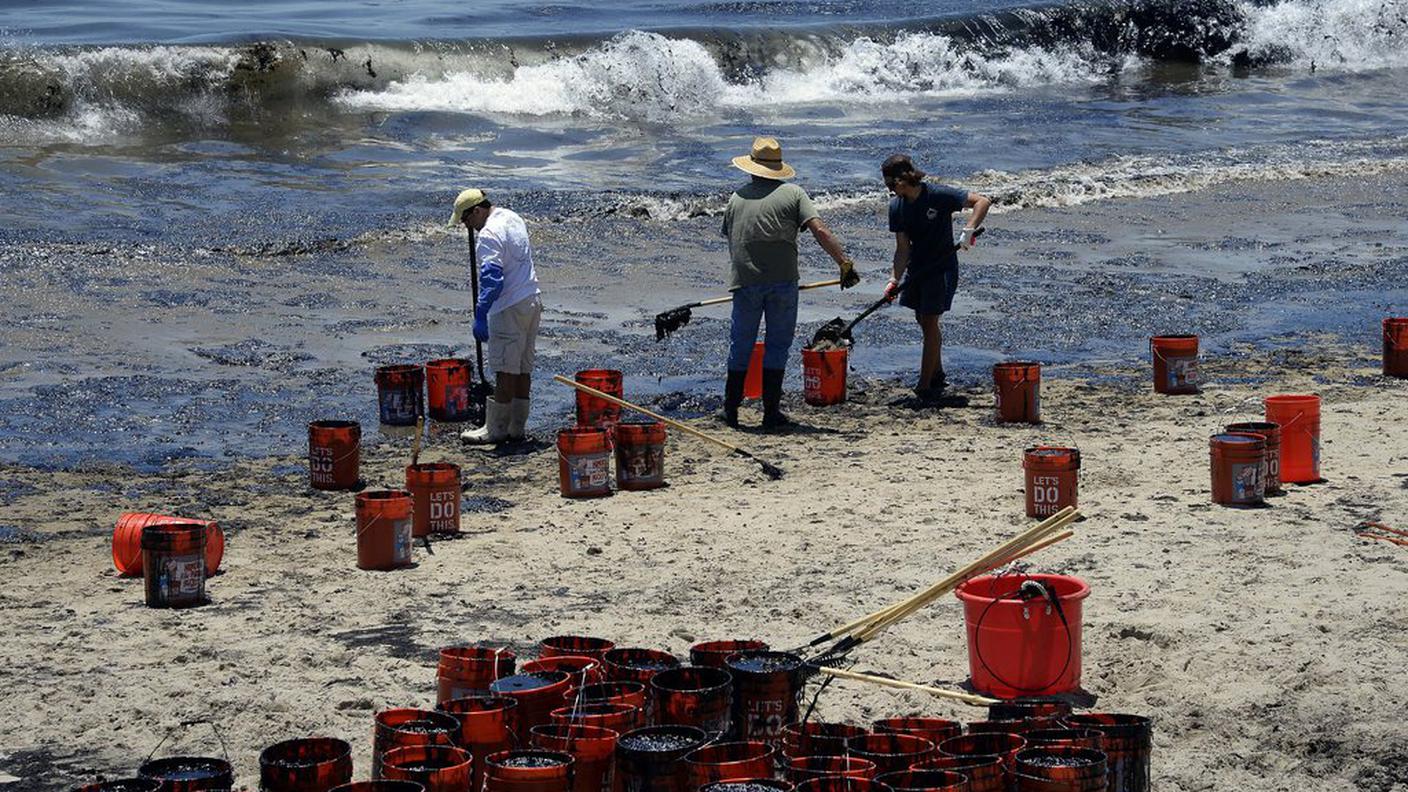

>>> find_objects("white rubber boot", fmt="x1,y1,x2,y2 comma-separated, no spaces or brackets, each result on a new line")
508,397,531,441
461,399,510,444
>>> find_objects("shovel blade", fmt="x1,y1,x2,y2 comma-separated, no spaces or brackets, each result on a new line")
655,306,693,341
809,317,848,348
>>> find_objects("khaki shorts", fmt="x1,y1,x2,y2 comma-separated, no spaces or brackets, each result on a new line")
487,294,542,375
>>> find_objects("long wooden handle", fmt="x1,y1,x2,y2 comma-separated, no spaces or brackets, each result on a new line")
693,278,844,309
815,666,999,707
553,375,744,454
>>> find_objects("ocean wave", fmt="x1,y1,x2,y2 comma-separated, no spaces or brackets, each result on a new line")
0,0,1402,135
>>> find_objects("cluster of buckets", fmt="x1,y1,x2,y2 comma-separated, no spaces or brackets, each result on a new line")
76,624,1152,792
557,370,668,498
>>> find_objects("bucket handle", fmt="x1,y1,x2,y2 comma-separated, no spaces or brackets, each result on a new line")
1149,340,1199,363
971,577,1075,695
145,718,232,765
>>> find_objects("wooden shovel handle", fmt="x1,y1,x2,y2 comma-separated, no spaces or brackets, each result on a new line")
693,278,844,309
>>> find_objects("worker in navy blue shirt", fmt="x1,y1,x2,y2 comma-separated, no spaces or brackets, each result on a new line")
881,154,991,400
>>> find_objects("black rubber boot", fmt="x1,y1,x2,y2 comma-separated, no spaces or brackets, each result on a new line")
761,368,794,432
721,369,747,427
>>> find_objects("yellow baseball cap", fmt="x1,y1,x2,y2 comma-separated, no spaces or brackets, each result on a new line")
448,188,487,227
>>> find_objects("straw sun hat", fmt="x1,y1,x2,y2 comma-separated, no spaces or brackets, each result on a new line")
731,136,796,180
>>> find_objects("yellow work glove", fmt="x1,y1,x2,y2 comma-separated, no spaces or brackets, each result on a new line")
839,257,860,289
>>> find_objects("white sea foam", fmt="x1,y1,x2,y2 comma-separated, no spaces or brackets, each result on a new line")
1234,0,1408,71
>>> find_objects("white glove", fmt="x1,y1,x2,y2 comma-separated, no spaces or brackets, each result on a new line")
958,227,978,248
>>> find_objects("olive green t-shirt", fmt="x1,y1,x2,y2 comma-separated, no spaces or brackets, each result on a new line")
721,178,820,290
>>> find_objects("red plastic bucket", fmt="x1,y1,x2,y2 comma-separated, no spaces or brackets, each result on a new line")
873,719,962,748
406,462,462,537
259,737,353,792
965,718,1055,735
309,420,361,490
793,779,894,792
987,699,1073,724
561,681,647,726
689,640,769,669
1149,335,1200,394
137,757,234,792
542,636,616,662
614,421,666,491
558,428,612,498
700,782,793,792
780,722,866,759
491,671,575,745
484,750,575,792
744,342,764,400
575,369,624,430
651,666,733,738
875,769,969,792
375,364,425,426
937,734,1027,788
440,695,518,792
683,740,777,789
1224,422,1282,495
551,701,643,736
437,646,516,705
141,523,207,609
530,723,618,792
993,362,1041,424
1209,433,1266,506
603,648,681,724
1022,447,1079,518
802,347,847,406
786,755,878,782
1022,730,1103,751
955,574,1089,698
356,490,414,571
1060,714,1150,792
523,656,603,690
426,358,475,422
1014,747,1105,792
725,651,805,747
372,708,460,779
614,725,708,792
382,745,473,792
914,755,1003,792
113,512,224,577
1386,318,1408,378
1264,394,1321,484
844,733,937,777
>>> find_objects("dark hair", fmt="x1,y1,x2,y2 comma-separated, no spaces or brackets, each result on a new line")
478,199,493,210
881,153,926,187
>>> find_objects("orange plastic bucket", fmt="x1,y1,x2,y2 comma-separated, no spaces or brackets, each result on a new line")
490,671,575,745
437,646,516,704
914,755,1004,792
375,364,425,426
1060,713,1151,792
574,369,623,430
1225,421,1282,495
1149,335,1200,394
955,574,1089,698
372,708,460,780
725,651,805,748
439,695,518,792
530,723,618,792
113,512,224,577
785,755,877,783
1386,318,1408,378
483,749,575,792
1023,447,1080,518
406,462,462,537
615,420,666,491
309,420,361,491
1013,747,1106,792
688,639,768,669
652,666,734,739
381,745,473,792
802,347,847,406
875,769,969,792
684,741,777,789
844,733,937,777
137,757,234,792
541,635,616,661
355,490,414,571
425,358,475,422
780,721,866,760
872,718,962,748
258,737,353,792
993,362,1041,424
1264,394,1321,484
743,341,765,400
558,427,612,498
522,655,602,689
1209,433,1266,505
141,523,207,609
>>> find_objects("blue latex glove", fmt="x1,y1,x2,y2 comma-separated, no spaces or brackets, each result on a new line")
473,308,489,343
473,234,506,344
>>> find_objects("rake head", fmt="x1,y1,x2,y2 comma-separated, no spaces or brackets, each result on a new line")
655,306,693,341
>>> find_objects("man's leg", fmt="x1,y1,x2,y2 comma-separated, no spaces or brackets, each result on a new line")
917,313,943,392
724,287,764,426
761,283,799,430
507,297,542,440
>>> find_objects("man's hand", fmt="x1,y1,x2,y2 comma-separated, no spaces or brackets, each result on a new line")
839,257,860,290
883,277,902,303
958,226,979,250
473,308,489,344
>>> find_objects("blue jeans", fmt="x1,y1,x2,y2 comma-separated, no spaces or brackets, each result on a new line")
728,281,798,371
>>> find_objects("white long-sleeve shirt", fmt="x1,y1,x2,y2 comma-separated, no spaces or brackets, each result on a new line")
476,207,541,316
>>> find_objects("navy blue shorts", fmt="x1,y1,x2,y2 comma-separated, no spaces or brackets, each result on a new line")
900,266,959,316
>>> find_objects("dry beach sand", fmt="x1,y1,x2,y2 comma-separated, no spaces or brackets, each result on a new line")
1,341,1406,791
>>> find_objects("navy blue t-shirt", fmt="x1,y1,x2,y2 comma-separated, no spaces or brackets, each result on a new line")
888,183,969,274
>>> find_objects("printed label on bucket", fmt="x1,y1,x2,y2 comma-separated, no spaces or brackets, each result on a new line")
1030,475,1065,515
1231,462,1260,502
310,446,335,485
380,391,417,423
620,446,663,483
163,553,204,597
443,386,469,417
570,453,610,490
803,370,821,398
1168,356,1199,388
393,518,413,563
429,490,460,532
745,698,787,739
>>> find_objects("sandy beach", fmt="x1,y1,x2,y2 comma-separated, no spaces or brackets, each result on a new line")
2,333,1405,791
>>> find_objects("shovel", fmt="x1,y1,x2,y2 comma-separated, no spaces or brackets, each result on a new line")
810,228,985,348
466,229,495,426
655,278,843,341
